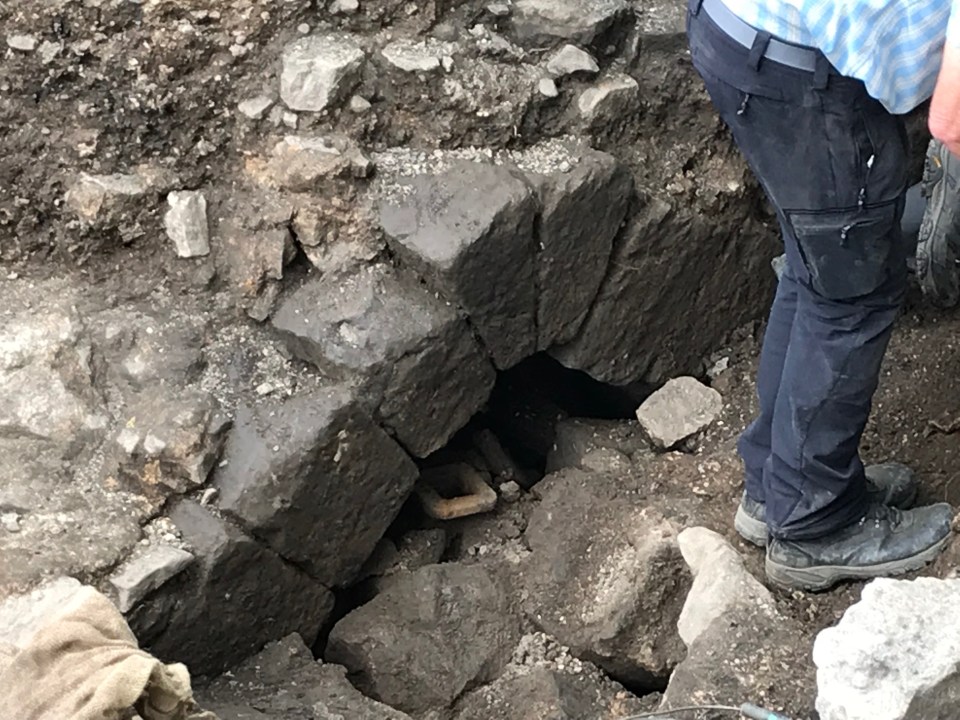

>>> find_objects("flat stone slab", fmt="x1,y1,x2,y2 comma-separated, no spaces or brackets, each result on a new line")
109,544,195,613
379,161,538,370
635,376,723,449
272,263,495,457
213,386,419,587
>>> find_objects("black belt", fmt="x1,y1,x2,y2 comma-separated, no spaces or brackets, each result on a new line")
700,0,821,72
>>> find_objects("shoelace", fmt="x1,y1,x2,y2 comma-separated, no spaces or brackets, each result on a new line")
858,503,904,529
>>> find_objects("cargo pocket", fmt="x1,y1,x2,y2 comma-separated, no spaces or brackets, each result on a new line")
788,202,899,300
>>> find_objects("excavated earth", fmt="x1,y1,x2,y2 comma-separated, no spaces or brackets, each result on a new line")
1,0,959,719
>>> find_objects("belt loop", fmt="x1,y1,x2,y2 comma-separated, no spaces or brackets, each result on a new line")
748,31,772,70
813,54,829,89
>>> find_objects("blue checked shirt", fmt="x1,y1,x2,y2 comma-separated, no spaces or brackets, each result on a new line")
719,0,960,113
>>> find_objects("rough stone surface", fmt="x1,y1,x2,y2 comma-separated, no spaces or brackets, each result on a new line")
814,578,960,720
454,663,645,720
676,527,774,646
326,562,521,714
545,417,649,473
552,195,774,386
507,0,631,48
108,544,195,613
381,39,455,73
213,385,419,587
517,143,632,349
664,602,815,720
577,75,640,124
280,34,365,112
0,577,84,649
237,95,274,120
164,190,210,258
636,376,723,449
198,634,412,720
523,469,690,688
272,263,495,457
380,161,538,369
244,135,372,192
546,44,599,77
128,500,333,677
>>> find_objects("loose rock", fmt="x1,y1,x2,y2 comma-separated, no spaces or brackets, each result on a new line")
545,44,600,77
244,134,372,191
237,95,274,120
381,39,455,73
199,634,412,720
7,34,38,52
523,469,690,687
164,190,210,258
280,35,365,112
507,0,631,48
213,385,419,587
330,0,360,13
538,77,559,97
635,376,723,449
814,578,960,720
380,161,538,369
676,527,774,645
272,263,495,457
109,544,195,613
326,562,521,714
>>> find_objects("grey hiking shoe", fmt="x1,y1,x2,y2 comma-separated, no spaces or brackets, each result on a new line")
765,502,953,592
916,139,960,308
734,462,919,547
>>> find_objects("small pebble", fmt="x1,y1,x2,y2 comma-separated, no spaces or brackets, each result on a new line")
297,23,311,34
7,34,38,52
282,111,298,129
200,487,219,506
348,95,372,113
1,512,21,533
538,77,559,98
500,480,522,502
487,2,510,15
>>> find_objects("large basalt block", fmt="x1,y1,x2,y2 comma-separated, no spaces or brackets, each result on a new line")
212,386,419,587
379,161,538,370
127,500,333,676
272,263,495,457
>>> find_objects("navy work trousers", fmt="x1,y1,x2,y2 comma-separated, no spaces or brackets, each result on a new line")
687,2,912,540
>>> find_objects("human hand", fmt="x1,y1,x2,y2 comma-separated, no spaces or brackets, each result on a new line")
930,44,960,158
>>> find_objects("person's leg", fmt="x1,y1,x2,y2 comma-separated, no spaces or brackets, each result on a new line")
687,0,951,589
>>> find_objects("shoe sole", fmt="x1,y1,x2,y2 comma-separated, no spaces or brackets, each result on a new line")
765,534,950,592
917,144,960,308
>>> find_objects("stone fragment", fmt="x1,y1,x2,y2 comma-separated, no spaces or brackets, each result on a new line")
454,664,645,720
545,417,649,473
577,74,639,122
349,94,372,112
538,77,559,97
237,95,274,119
1,512,20,533
112,389,230,496
515,142,632,349
330,0,360,13
280,35,365,112
109,544,195,613
272,264,495,457
164,190,210,258
381,39,455,73
213,386,419,587
0,577,84,650
814,578,960,720
327,563,521,714
244,135,372,192
380,161,538,369
127,500,333,676
507,0,631,47
199,634,412,720
7,34,38,52
64,167,176,237
676,527,774,646
523,469,690,687
663,602,814,720
635,376,723,449
546,44,599,77
500,480,522,502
